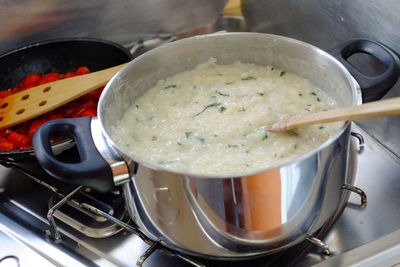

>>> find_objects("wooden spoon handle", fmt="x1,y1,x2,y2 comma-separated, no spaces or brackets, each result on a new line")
0,63,127,129
268,96,400,131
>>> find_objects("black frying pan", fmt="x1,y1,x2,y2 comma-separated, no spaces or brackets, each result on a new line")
0,38,133,163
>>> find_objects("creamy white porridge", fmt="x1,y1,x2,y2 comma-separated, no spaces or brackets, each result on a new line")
111,58,343,175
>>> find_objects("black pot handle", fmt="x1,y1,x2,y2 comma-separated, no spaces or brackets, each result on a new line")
32,117,114,192
328,39,400,102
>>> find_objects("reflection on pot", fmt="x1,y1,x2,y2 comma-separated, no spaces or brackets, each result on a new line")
183,153,323,250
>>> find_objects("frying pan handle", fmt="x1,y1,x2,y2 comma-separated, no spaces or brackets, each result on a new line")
32,117,114,192
328,39,400,102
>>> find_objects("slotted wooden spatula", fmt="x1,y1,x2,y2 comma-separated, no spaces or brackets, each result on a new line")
0,63,127,129
268,96,400,131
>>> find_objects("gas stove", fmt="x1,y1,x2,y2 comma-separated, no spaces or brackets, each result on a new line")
1,9,400,265
1,123,400,266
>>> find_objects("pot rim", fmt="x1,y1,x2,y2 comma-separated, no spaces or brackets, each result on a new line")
99,32,362,178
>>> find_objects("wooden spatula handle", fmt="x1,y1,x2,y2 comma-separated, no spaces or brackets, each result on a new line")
268,96,400,131
0,63,127,129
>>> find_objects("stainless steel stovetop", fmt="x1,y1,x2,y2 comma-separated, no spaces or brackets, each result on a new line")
0,123,400,267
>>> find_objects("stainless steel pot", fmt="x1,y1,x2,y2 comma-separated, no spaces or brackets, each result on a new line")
32,33,400,258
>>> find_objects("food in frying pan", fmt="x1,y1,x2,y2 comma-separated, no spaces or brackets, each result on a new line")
111,58,343,175
0,67,102,150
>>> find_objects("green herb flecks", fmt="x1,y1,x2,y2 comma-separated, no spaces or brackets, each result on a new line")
262,134,269,141
238,107,246,112
219,106,226,112
317,97,321,102
152,136,157,141
319,126,325,129
216,90,230,97
298,93,303,97
225,82,233,85
198,137,205,143
311,92,317,96
164,84,177,89
257,92,265,96
271,67,275,71
294,144,298,149
194,102,221,117
241,76,256,80
280,71,286,77
185,132,192,138
217,73,223,76
177,142,183,146
228,144,239,148
135,104,139,108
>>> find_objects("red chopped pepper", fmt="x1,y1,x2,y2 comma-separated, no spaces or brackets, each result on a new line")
59,102,81,117
38,73,61,85
28,118,48,139
82,100,97,110
48,113,64,121
0,90,12,99
76,66,90,75
8,131,30,146
14,121,30,135
80,87,103,101
0,67,101,150
63,72,76,79
80,108,97,117
71,105,87,118
0,140,16,150
20,73,41,89
0,129,10,138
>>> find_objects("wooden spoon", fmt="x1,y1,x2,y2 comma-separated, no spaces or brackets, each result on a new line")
267,96,400,132
0,63,127,129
